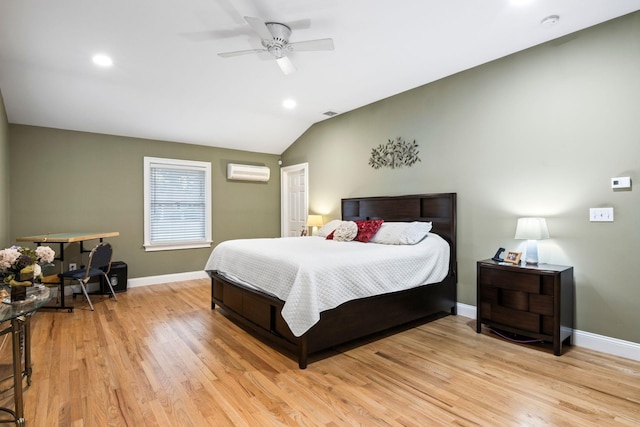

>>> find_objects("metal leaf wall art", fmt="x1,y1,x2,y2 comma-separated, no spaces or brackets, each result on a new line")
368,137,421,169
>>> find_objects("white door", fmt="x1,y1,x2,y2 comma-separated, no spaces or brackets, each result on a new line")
281,163,308,237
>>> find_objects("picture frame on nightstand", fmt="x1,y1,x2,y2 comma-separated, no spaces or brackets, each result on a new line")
503,250,521,264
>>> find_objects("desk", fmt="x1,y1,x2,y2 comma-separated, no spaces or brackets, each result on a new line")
16,232,119,312
0,287,51,426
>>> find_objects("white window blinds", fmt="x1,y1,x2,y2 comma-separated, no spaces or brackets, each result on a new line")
143,157,212,251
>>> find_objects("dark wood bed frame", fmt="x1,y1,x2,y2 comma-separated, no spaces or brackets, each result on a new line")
208,193,457,368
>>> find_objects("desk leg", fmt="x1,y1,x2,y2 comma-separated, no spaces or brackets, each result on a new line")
11,318,25,426
40,241,74,312
23,317,32,386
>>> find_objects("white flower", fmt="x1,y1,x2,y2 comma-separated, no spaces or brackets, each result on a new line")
0,248,21,271
33,264,42,278
35,246,55,264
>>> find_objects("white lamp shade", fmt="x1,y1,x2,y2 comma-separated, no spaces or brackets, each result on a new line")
514,217,549,240
306,215,324,228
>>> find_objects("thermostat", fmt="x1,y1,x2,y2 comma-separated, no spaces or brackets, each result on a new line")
611,177,631,189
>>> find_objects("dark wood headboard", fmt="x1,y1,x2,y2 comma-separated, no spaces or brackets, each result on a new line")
341,193,457,276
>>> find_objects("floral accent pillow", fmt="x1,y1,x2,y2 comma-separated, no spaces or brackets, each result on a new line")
317,219,343,238
353,219,384,243
327,221,358,241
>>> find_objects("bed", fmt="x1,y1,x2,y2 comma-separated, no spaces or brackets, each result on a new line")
205,193,457,368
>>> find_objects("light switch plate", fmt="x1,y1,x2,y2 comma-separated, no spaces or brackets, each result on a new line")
590,207,614,222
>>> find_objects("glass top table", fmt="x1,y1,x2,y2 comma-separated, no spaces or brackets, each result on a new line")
0,286,50,426
0,285,52,320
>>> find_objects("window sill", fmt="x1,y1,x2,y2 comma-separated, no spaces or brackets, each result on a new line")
144,242,212,252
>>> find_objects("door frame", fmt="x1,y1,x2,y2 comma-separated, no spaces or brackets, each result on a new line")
280,162,309,237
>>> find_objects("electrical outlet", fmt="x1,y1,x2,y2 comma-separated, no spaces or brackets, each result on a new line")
69,263,77,271
589,207,614,222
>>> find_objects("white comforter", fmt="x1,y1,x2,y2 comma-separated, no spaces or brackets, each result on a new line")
204,234,450,337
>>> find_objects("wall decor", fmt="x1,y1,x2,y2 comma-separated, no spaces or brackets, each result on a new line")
368,137,421,169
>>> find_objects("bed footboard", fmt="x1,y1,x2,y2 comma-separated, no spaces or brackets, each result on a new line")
209,270,456,369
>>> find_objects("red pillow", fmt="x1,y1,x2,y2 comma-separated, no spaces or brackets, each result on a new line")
353,219,384,243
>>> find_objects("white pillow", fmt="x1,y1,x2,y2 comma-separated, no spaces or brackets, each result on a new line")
332,221,358,242
369,221,433,245
317,219,343,238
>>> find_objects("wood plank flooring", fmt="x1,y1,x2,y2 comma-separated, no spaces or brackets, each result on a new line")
0,278,638,426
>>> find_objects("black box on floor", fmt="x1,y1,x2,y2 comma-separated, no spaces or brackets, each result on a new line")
101,261,128,293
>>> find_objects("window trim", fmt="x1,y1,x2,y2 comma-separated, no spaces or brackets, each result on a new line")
143,156,212,252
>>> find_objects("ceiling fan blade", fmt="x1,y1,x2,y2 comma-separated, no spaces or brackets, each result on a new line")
244,16,274,41
287,38,335,52
276,56,296,75
218,48,267,58
286,19,311,30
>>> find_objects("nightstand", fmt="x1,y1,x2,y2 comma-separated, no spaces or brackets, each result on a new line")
476,259,574,355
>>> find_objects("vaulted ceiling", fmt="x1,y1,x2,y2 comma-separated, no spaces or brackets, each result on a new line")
1,0,639,154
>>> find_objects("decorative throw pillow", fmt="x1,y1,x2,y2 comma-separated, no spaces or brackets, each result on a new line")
369,221,433,245
317,219,343,238
330,221,358,242
353,219,384,243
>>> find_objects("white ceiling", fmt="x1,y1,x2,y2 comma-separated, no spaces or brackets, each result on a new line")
1,1,639,155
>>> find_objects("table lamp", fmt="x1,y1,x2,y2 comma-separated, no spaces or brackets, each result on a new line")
306,215,324,236
514,217,549,265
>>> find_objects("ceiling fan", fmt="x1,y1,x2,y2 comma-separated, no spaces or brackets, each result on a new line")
218,16,335,75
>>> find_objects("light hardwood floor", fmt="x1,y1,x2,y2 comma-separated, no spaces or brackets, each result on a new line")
0,279,638,426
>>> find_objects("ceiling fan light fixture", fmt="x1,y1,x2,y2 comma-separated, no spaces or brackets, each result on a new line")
276,56,296,75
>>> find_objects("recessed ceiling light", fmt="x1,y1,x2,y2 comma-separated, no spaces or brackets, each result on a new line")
541,15,560,27
92,54,113,67
283,99,296,109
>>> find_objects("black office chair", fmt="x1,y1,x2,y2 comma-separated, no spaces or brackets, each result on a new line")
58,242,118,311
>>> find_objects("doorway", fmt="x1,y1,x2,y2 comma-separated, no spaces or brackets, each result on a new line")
280,163,309,237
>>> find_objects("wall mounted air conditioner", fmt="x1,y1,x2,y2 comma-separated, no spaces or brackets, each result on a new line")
226,163,270,182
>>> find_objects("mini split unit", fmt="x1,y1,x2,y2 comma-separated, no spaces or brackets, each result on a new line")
226,163,270,182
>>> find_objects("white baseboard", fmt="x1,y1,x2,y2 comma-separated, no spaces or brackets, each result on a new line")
456,302,640,362
127,270,209,288
456,302,478,320
47,271,208,298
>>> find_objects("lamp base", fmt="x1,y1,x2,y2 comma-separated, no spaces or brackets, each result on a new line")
525,240,539,265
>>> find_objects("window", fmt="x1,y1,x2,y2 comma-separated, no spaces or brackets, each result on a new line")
143,157,212,251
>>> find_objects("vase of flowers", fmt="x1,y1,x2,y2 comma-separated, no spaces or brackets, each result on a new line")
0,245,55,302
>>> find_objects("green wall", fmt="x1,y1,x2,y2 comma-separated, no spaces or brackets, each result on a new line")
282,12,640,343
0,89,9,247
8,125,281,278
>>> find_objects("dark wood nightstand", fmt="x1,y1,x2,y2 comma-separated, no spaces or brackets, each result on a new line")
476,259,574,355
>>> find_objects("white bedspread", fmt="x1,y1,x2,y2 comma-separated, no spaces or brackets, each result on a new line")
204,234,450,337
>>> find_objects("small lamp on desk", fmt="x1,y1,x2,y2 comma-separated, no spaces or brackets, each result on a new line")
514,217,549,265
306,215,324,236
